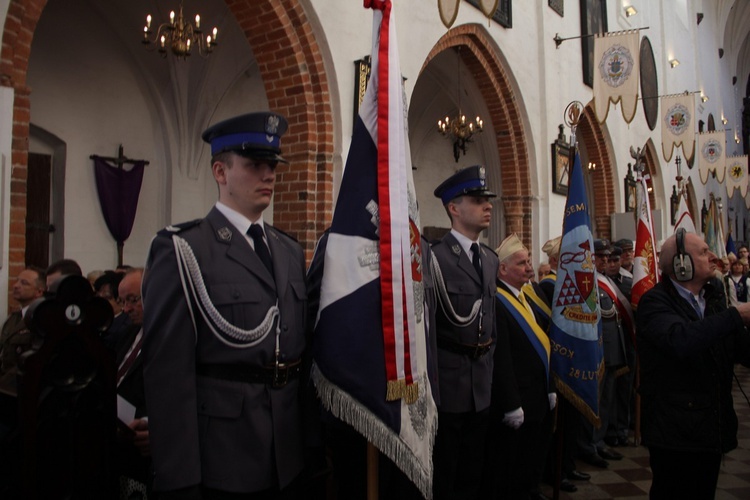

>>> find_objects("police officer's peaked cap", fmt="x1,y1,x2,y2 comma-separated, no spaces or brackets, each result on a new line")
202,112,289,163
613,238,634,251
594,239,611,255
609,245,623,258
433,165,497,205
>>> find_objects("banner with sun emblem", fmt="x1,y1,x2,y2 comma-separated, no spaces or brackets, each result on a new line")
549,152,603,427
697,131,725,184
726,155,748,199
593,30,639,124
661,93,695,163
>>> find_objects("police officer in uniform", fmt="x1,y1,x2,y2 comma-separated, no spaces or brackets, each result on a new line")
142,112,308,499
430,165,499,500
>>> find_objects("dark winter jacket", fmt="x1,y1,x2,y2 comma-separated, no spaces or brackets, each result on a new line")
636,276,750,454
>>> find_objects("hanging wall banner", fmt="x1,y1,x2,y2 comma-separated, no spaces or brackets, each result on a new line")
697,131,725,184
661,93,695,163
726,155,749,199
593,30,640,124
438,0,460,28
478,0,499,18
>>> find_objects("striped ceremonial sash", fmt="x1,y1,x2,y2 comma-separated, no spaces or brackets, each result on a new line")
496,287,550,381
522,282,551,323
597,275,635,344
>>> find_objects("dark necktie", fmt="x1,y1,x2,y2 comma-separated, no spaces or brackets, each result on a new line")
471,243,482,281
117,333,143,386
248,224,274,276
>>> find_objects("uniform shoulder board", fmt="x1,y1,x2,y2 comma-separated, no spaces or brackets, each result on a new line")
430,239,444,248
266,224,299,243
480,242,498,256
157,219,202,237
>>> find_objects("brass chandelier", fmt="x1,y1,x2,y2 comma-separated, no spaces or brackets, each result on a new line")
437,47,483,162
142,1,218,59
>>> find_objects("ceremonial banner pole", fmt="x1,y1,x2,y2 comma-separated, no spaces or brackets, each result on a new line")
367,442,379,500
550,100,600,500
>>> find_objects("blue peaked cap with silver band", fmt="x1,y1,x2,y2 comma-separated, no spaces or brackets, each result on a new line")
201,111,289,163
433,165,497,205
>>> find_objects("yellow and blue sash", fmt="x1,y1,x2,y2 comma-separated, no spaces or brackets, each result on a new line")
539,272,557,289
521,283,551,324
496,286,551,381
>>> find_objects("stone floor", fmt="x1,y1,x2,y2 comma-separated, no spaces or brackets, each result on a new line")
540,364,750,499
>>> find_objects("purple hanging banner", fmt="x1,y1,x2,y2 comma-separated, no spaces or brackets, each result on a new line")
93,156,145,245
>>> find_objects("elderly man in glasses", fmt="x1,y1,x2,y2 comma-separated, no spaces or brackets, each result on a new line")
116,268,151,493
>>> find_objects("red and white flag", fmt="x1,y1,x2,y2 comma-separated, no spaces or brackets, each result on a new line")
631,172,659,308
673,192,696,234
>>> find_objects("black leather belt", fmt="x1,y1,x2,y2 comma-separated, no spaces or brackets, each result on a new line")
437,336,492,359
197,360,302,388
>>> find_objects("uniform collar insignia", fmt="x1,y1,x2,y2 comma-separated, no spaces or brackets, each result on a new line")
451,244,462,256
217,226,232,241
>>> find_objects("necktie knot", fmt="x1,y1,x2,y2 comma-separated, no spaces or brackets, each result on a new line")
248,224,274,276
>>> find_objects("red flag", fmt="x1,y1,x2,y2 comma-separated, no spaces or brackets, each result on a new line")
631,172,659,308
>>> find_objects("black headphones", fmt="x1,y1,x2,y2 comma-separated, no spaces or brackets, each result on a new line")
673,228,694,282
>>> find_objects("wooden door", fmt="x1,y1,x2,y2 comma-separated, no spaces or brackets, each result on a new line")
26,152,52,268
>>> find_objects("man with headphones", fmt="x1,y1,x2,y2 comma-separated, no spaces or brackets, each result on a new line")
637,229,750,499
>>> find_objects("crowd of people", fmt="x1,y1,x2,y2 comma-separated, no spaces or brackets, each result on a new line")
1,110,750,500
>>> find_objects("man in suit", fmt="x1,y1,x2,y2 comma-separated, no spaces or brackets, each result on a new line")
486,234,555,500
94,271,131,350
0,267,46,377
116,268,151,491
430,165,498,500
142,112,308,499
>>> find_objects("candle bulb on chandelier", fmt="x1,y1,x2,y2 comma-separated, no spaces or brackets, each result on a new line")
195,15,200,29
212,27,218,42
160,35,166,48
170,11,175,25
146,14,152,29
207,35,212,46
143,26,149,39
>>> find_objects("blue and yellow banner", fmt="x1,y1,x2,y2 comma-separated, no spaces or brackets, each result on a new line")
548,152,604,426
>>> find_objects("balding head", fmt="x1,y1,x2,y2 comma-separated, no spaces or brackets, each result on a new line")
660,231,718,292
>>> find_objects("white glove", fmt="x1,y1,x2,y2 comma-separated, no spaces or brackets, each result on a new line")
502,407,524,429
548,393,558,410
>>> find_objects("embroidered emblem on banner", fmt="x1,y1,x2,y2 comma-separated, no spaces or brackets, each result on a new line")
598,44,634,88
729,162,745,181
556,238,598,323
702,139,723,163
665,104,691,136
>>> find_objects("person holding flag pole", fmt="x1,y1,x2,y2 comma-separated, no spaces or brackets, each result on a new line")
627,148,660,447
547,101,604,496
310,1,437,499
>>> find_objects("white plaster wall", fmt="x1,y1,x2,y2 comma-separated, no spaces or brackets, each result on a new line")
27,3,162,273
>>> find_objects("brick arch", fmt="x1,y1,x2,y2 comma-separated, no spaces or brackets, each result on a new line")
0,0,334,295
577,105,616,239
422,25,533,248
